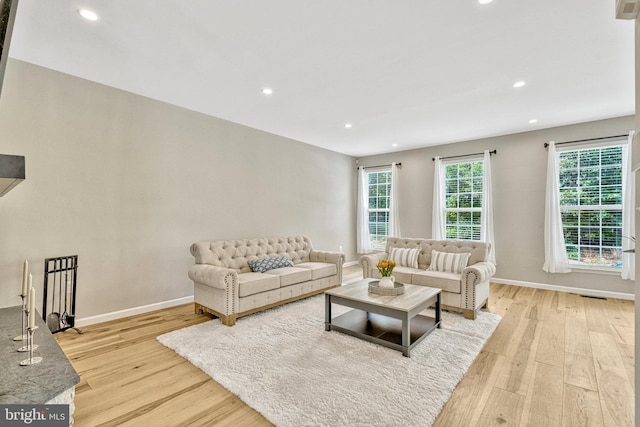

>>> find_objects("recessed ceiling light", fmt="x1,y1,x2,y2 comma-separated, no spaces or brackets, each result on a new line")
78,9,99,21
344,123,353,129
478,0,494,4
529,119,538,124
513,81,526,88
262,88,273,95
392,143,398,147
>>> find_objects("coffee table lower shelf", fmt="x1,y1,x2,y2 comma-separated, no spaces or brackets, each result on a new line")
327,309,439,356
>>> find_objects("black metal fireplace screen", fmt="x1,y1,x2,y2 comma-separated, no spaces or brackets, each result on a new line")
41,255,79,334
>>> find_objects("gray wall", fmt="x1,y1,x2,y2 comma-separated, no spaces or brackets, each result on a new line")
0,58,633,323
0,60,356,317
357,115,635,295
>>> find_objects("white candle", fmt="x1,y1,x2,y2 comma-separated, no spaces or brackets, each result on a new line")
21,260,28,296
29,286,35,329
26,274,33,313
24,279,31,316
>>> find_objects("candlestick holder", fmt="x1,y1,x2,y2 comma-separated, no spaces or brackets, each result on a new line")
17,307,38,352
12,294,27,342
19,326,42,366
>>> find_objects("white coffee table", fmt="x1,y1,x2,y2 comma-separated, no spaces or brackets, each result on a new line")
324,279,441,357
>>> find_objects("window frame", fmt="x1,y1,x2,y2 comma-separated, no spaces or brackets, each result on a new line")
365,168,392,250
442,157,484,241
556,140,625,270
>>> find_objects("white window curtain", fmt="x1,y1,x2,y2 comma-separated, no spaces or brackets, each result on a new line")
622,131,635,280
481,150,496,264
356,167,372,253
543,141,571,273
432,156,445,240
389,162,402,238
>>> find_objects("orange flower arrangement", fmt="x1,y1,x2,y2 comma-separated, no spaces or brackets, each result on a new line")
376,259,396,277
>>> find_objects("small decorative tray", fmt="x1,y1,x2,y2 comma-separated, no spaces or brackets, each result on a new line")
368,281,405,296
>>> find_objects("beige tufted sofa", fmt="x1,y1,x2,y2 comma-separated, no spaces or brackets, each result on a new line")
189,236,343,326
360,237,496,320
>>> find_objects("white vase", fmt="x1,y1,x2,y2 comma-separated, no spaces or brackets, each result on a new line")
379,276,395,288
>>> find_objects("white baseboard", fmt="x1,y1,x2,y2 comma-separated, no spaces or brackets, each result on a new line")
75,295,194,327
77,275,631,326
492,277,635,301
72,263,360,327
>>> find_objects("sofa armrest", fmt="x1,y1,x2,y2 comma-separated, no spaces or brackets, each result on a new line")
188,264,238,290
359,252,387,278
310,250,344,282
310,250,344,265
462,261,496,287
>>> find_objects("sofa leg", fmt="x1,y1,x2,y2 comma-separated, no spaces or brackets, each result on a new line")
195,303,236,326
221,314,237,327
194,303,204,315
463,309,477,320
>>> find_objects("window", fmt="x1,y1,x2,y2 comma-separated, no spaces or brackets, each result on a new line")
444,160,483,240
366,170,391,249
558,145,623,267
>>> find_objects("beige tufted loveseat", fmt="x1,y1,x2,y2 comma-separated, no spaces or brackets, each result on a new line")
189,236,343,326
360,237,496,320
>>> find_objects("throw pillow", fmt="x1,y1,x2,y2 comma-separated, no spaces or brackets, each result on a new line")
389,247,422,269
248,256,293,273
428,250,471,274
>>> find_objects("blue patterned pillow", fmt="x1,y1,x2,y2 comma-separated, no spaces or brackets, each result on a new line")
248,256,293,273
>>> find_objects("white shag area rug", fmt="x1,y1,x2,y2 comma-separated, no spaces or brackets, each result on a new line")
158,295,501,427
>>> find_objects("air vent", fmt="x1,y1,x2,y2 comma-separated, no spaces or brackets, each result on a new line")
616,0,640,19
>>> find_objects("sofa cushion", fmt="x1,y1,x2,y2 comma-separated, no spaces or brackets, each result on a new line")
384,237,489,269
265,267,312,287
295,262,337,280
248,256,293,273
428,250,470,274
388,266,415,284
412,270,462,294
389,247,421,268
238,272,280,297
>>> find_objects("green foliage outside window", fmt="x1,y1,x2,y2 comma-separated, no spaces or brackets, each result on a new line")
445,161,483,240
558,146,623,266
367,171,392,249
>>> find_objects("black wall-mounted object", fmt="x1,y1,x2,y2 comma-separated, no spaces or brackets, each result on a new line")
0,153,25,196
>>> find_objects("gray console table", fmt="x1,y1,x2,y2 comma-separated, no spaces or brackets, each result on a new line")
0,305,79,406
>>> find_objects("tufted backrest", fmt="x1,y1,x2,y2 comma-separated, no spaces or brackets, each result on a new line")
190,236,313,273
385,237,490,269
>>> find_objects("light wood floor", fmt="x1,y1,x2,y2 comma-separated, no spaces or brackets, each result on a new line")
56,266,634,426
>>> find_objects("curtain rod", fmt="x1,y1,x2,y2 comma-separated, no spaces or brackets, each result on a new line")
357,162,401,170
431,149,496,162
543,134,628,148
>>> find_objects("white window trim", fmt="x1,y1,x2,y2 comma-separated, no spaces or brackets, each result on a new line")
568,264,622,276
443,158,484,241
557,141,625,270
365,168,392,251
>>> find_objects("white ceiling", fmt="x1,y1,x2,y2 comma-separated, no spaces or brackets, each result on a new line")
7,0,635,157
